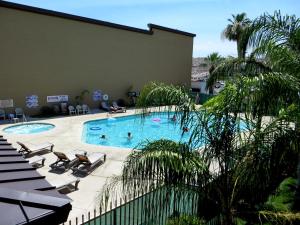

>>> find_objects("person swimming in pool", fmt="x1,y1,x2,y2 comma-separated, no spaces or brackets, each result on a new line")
183,127,189,132
127,132,132,140
100,134,106,139
171,115,176,122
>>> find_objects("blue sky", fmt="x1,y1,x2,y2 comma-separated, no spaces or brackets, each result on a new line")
7,0,300,57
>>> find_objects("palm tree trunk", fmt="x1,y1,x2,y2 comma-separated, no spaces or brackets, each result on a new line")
294,154,300,210
293,124,300,210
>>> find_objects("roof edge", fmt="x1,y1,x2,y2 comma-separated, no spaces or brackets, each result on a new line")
0,1,195,37
148,24,196,37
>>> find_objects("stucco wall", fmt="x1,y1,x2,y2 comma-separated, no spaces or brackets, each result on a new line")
0,5,194,115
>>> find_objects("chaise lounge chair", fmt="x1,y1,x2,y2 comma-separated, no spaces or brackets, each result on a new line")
112,101,126,113
17,141,54,156
28,155,46,167
49,176,80,192
50,149,87,171
72,152,106,174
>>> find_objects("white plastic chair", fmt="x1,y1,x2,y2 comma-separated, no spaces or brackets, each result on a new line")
76,105,83,115
68,105,76,115
82,104,89,114
0,109,5,120
15,108,24,118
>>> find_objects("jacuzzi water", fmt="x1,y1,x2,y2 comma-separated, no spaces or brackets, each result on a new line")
3,123,55,134
83,113,194,149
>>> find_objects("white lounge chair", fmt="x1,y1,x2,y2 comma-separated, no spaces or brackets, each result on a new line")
49,176,80,191
76,105,83,115
68,105,76,115
82,104,89,114
0,109,5,120
50,149,87,171
15,107,24,118
72,152,106,174
17,141,54,156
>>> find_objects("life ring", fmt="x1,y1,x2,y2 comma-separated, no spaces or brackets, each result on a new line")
103,94,109,101
90,127,102,130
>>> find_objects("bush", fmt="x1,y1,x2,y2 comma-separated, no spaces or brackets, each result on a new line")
117,98,127,107
40,106,55,116
167,214,205,225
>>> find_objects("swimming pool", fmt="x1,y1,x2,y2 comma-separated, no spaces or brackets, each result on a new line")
83,113,191,148
3,123,55,134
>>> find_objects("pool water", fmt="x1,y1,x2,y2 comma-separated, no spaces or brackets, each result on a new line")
3,123,55,134
83,113,191,148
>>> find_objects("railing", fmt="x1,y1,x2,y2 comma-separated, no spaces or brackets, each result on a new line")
62,187,199,225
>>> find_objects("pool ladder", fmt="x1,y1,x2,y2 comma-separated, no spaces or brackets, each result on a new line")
22,114,27,123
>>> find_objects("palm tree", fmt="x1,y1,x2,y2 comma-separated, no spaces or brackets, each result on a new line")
206,52,223,75
250,11,300,78
222,13,252,59
220,11,300,212
101,77,299,224
250,10,300,211
205,52,223,93
101,11,300,225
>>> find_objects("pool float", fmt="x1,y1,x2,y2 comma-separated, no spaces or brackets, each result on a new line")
152,118,161,122
90,127,102,130
102,94,109,101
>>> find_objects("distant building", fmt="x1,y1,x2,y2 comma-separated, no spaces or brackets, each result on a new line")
191,57,210,94
191,57,225,95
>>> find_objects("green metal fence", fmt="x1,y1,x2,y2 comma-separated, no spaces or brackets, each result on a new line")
63,187,199,225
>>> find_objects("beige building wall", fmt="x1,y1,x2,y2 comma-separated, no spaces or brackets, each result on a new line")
0,2,194,115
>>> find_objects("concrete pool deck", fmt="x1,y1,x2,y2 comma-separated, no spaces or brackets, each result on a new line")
0,110,137,223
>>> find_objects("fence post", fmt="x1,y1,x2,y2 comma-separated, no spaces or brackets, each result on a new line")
124,196,127,225
110,202,113,225
93,209,96,225
119,198,122,225
99,206,102,225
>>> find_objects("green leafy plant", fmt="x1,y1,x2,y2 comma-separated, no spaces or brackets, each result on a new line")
75,89,89,104
167,214,205,225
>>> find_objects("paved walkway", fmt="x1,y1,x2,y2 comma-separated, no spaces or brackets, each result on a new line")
0,110,137,223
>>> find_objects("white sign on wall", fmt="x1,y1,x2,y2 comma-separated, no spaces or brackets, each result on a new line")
47,95,69,103
0,99,14,108
26,95,39,108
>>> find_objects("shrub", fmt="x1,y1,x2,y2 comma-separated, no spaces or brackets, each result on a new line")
167,214,205,225
40,106,55,116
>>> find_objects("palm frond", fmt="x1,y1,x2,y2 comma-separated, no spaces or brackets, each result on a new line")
121,140,209,193
136,82,194,115
250,10,300,53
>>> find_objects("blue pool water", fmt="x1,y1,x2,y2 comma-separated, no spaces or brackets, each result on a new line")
3,123,55,134
83,113,192,148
